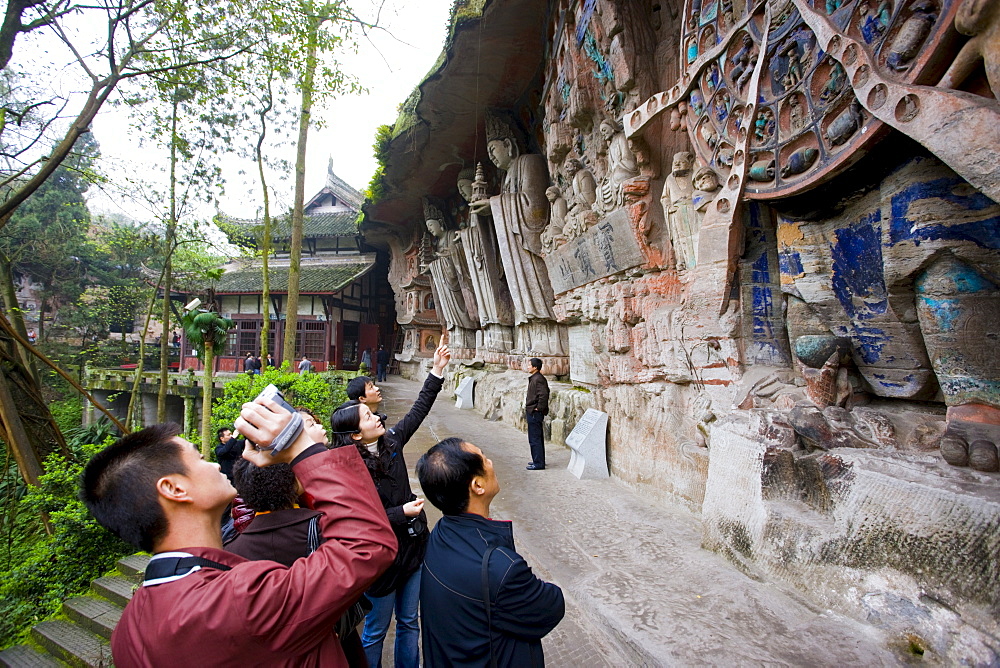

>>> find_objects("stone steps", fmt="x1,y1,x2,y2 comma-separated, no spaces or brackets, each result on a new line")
0,554,148,668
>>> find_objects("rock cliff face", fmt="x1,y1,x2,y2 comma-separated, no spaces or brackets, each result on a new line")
365,0,1000,660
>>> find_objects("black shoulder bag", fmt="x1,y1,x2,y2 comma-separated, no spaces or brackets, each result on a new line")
308,516,372,636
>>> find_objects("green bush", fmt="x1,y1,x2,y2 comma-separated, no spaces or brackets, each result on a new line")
0,441,132,648
48,397,83,434
210,366,348,451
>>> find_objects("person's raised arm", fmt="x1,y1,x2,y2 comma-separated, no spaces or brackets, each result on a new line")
390,344,451,445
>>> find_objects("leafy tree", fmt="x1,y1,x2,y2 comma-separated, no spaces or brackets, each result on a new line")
180,305,233,454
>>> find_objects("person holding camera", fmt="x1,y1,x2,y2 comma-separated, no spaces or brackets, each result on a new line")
80,397,397,667
330,343,451,668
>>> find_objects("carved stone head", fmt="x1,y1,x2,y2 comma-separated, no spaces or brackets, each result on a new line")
672,151,694,176
693,167,720,191
456,167,476,203
423,199,446,238
564,157,583,176
485,110,521,170
599,119,620,141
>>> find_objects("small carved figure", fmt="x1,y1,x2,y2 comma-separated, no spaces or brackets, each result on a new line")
705,62,721,92
887,0,937,71
541,187,568,253
754,107,776,144
780,147,819,177
939,0,1000,100
714,90,732,123
826,98,865,146
563,157,598,235
858,0,892,43
783,44,804,88
826,0,846,13
700,120,720,148
687,36,699,63
595,119,640,213
661,152,699,271
692,167,721,212
787,94,806,131
730,35,756,89
820,58,847,102
749,157,776,181
691,90,705,116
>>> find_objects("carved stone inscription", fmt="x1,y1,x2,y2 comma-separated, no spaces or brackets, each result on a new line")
568,324,599,386
566,408,610,480
545,209,645,294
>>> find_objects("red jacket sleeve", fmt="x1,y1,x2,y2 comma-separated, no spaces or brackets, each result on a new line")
231,447,398,656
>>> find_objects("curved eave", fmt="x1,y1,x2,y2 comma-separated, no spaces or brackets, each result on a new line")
362,0,549,231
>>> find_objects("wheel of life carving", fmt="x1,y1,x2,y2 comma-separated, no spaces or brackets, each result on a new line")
680,0,962,199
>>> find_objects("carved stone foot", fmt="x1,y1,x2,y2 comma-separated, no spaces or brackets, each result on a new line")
941,404,1000,472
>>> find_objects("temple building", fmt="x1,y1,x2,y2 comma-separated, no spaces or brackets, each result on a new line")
359,0,1000,660
192,162,394,372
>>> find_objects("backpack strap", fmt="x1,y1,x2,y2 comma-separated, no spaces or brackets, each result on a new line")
144,555,232,586
307,515,321,554
481,545,499,668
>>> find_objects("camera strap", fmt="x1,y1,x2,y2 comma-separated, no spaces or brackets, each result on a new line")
143,552,232,587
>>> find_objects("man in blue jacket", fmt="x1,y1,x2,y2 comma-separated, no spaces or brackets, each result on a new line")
416,437,564,667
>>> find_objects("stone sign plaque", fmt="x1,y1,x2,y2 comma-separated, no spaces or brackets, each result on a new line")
545,209,646,294
568,324,599,386
455,377,474,409
566,409,609,480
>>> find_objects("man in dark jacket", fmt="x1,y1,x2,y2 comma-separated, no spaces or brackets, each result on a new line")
416,437,565,667
215,427,241,481
376,345,390,382
525,357,550,470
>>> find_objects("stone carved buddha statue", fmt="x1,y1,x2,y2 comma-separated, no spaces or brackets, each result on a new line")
456,163,515,362
423,199,479,355
469,110,566,360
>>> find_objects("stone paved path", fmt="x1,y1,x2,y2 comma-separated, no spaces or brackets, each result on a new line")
375,374,901,667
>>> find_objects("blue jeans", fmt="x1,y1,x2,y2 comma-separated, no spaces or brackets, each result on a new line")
361,570,420,668
377,362,388,382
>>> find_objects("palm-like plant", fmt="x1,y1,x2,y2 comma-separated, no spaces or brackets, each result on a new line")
180,305,235,455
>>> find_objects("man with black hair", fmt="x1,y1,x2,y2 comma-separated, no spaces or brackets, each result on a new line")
525,357,550,470
376,345,390,383
215,427,241,481
347,375,383,413
80,400,396,667
416,437,564,667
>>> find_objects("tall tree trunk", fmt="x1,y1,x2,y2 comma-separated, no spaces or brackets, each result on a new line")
158,96,181,423
257,93,273,363
282,16,319,365
126,266,166,430
200,344,214,456
0,254,38,385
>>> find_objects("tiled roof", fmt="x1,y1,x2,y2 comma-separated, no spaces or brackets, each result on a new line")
215,260,374,294
221,211,359,243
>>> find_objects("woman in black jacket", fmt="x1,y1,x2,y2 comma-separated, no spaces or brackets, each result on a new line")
330,344,450,668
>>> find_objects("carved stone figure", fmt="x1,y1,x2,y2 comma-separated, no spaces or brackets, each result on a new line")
887,0,937,71
563,157,598,238
787,94,806,131
691,166,721,213
754,107,776,144
940,0,1000,99
456,163,515,361
424,200,479,338
826,99,864,147
858,0,891,43
819,58,846,102
595,119,640,213
662,152,699,271
730,35,756,91
470,111,564,358
541,186,568,252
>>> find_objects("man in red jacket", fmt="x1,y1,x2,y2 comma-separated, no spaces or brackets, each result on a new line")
81,398,397,667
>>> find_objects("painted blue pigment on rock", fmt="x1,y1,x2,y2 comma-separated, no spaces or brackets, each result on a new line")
830,212,888,364
889,176,1000,249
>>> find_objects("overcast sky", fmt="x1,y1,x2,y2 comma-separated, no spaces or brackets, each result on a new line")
86,0,453,221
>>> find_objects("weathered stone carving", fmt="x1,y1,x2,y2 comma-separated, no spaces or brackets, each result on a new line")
595,119,639,213
424,199,478,357
563,157,598,240
456,164,515,363
470,110,566,364
541,186,568,253
940,0,1000,98
662,151,698,271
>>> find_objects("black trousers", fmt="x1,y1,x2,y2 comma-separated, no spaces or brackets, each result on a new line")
526,410,545,466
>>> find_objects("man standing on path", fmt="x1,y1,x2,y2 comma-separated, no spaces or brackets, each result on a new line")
298,356,313,373
376,345,390,383
244,352,258,375
416,437,565,667
525,357,549,470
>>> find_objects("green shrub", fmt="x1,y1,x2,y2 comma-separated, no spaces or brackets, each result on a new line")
210,366,348,452
48,397,83,434
0,441,132,648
